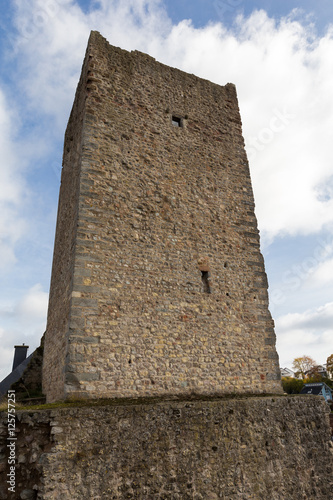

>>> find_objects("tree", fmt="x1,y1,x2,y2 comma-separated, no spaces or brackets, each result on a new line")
305,365,324,382
281,377,304,394
326,354,333,379
292,355,316,379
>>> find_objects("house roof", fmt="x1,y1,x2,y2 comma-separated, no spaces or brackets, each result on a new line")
300,385,324,396
0,353,34,399
300,382,332,397
280,367,295,376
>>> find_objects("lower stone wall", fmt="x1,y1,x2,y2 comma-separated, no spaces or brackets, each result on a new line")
0,395,332,499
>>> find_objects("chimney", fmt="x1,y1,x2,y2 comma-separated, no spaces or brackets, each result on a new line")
12,344,29,371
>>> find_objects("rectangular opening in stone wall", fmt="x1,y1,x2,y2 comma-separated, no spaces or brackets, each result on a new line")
172,116,182,127
201,271,211,294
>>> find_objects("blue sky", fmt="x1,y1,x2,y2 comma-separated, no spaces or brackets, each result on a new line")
1,0,333,379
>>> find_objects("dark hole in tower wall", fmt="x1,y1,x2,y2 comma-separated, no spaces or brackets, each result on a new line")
201,271,211,293
172,115,182,127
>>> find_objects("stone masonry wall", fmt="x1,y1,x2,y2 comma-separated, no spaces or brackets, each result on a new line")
0,396,332,499
42,49,91,402
43,31,281,402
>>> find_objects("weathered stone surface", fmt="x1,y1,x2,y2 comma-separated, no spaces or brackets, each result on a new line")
0,396,332,499
42,31,282,403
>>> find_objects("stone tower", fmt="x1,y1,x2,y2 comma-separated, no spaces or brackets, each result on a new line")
42,31,282,402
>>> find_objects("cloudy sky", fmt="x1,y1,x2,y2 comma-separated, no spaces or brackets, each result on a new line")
1,0,333,380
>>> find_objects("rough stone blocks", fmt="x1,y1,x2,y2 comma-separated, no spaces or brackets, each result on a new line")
42,31,282,402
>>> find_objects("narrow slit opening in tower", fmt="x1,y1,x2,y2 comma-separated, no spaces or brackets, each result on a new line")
201,271,211,294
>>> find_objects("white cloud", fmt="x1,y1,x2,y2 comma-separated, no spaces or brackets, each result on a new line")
276,301,333,367
16,284,49,322
304,257,333,288
11,0,171,130
2,1,333,377
8,3,333,243
162,12,333,242
0,89,27,270
267,233,333,315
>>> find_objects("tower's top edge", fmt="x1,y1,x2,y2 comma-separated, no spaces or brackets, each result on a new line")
87,30,236,91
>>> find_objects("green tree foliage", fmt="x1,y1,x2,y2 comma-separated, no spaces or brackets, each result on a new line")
281,377,304,394
323,377,333,389
326,354,333,378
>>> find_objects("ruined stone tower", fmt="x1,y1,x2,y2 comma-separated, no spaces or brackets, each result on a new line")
2,33,330,500
42,31,282,402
